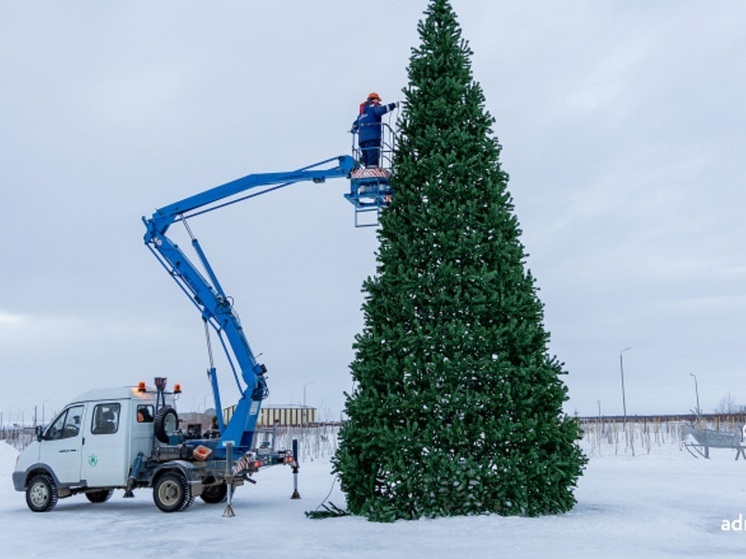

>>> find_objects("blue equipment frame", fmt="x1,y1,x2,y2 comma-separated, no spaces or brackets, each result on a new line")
142,156,360,453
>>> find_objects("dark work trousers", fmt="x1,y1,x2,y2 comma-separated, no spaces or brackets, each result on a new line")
359,140,381,167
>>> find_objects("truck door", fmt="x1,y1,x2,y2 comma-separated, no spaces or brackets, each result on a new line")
81,401,129,487
38,405,85,485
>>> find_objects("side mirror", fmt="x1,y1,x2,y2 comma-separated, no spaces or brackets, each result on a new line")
35,425,43,442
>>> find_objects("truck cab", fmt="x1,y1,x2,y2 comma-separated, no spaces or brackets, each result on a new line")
13,385,174,512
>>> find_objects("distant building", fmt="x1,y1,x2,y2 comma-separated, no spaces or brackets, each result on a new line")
177,411,212,438
258,404,317,427
221,403,317,427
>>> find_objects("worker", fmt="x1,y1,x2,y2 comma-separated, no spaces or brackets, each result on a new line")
352,92,398,168
137,406,153,423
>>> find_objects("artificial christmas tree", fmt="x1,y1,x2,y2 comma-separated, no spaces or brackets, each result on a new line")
333,0,586,522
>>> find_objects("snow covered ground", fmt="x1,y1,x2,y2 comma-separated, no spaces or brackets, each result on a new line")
2,439,745,559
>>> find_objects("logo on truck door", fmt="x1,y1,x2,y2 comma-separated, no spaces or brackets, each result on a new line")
88,454,99,467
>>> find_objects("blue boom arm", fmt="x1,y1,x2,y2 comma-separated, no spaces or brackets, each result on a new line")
143,156,356,453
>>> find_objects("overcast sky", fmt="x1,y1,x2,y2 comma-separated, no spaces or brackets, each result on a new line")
2,1,745,424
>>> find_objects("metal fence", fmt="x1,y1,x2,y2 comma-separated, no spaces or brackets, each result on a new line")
0,425,35,451
6,414,744,459
579,414,746,457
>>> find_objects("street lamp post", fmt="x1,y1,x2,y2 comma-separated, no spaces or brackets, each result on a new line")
302,381,314,428
690,373,701,416
619,347,631,426
299,380,315,465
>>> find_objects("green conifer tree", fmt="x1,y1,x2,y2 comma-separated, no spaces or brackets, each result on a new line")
333,0,586,522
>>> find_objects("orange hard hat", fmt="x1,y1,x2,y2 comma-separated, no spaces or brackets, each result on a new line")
367,92,381,101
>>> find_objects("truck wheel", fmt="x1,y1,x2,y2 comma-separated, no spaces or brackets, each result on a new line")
153,471,192,513
200,483,228,504
26,474,59,513
85,489,114,503
154,406,178,444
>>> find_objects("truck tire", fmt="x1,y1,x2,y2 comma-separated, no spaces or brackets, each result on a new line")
200,483,228,504
153,471,193,513
26,473,59,513
154,405,178,444
85,489,114,503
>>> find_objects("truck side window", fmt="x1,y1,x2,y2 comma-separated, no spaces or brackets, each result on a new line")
137,405,154,423
45,405,84,440
91,403,121,435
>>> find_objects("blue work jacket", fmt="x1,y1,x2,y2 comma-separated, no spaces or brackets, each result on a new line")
353,102,396,143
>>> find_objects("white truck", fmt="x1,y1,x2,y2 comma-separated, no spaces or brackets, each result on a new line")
13,378,294,513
